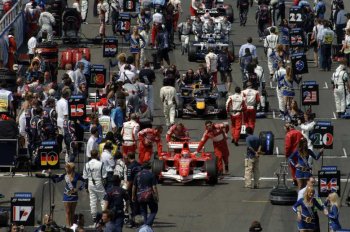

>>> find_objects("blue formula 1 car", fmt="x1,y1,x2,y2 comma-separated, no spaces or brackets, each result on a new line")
176,83,227,119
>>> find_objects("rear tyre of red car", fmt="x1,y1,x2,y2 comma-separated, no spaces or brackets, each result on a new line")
152,159,164,183
205,159,218,185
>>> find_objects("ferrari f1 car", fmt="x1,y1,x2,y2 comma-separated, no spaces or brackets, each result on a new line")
152,141,218,184
196,1,234,23
188,33,234,62
176,83,227,119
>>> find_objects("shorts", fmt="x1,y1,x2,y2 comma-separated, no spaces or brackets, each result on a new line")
157,49,170,63
296,169,312,179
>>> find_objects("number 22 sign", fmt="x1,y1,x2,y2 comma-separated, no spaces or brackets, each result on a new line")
310,121,334,149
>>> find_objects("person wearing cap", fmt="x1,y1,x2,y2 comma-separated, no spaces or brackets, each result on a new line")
83,150,107,222
51,163,85,227
196,121,230,175
226,87,246,146
132,161,159,227
242,82,260,132
331,60,350,118
121,113,140,157
104,175,129,231
38,7,56,41
284,123,303,185
138,126,163,164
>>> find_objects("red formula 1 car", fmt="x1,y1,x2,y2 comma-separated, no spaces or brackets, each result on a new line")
152,141,218,185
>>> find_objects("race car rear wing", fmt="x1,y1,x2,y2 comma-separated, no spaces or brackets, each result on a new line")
168,142,200,150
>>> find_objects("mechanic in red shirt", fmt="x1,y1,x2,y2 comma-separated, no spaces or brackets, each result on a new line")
284,123,304,185
196,121,230,175
166,123,189,142
138,126,163,164
226,87,246,146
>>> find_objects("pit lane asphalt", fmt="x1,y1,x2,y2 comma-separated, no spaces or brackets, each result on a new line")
1,0,350,231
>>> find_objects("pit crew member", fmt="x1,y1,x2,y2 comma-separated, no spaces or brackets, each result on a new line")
166,123,189,142
121,113,140,157
138,126,163,164
242,82,260,132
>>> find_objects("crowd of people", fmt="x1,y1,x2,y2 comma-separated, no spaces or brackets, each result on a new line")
0,0,349,231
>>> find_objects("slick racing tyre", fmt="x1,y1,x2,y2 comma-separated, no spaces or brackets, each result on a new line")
188,43,197,62
205,158,218,185
152,159,164,182
176,98,183,118
270,187,297,205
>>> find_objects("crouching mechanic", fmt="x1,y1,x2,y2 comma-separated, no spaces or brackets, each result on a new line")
83,150,107,222
242,82,260,132
196,121,230,175
121,113,140,157
138,126,163,164
166,123,189,142
331,61,350,118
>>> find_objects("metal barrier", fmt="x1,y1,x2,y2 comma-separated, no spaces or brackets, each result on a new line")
0,0,23,33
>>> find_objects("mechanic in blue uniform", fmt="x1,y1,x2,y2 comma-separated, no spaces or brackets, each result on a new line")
293,187,328,232
63,118,78,162
126,152,142,228
104,175,129,232
51,163,85,227
41,98,57,141
288,138,324,190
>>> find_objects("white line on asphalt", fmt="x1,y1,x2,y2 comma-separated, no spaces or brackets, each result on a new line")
270,82,276,89
332,112,337,119
343,148,348,158
222,176,350,182
276,146,279,156
323,82,329,89
272,110,276,119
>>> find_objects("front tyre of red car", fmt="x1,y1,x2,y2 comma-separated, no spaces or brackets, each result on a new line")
205,159,218,185
152,159,164,184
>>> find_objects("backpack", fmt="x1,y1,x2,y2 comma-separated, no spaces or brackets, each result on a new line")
258,4,269,22
218,53,230,71
239,0,249,8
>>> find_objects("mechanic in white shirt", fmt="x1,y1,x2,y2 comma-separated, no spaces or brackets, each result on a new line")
160,78,177,127
86,126,99,159
239,37,257,58
151,8,163,45
56,89,70,135
27,35,37,62
205,49,218,85
264,27,279,77
119,64,136,83
101,141,115,172
65,63,76,83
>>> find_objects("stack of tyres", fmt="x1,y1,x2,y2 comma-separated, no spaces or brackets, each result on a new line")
46,0,67,37
35,42,59,82
259,131,274,155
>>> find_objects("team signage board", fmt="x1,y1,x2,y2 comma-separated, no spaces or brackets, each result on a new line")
289,7,304,25
103,37,118,58
318,166,340,197
68,95,86,120
123,0,139,12
291,53,308,75
289,28,305,48
310,121,333,149
90,65,106,88
38,141,60,169
117,13,131,33
301,81,319,105
11,194,35,226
